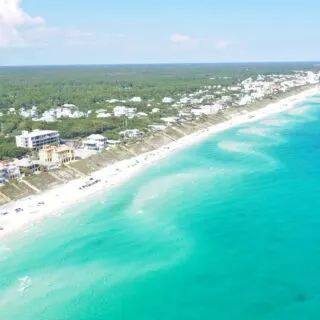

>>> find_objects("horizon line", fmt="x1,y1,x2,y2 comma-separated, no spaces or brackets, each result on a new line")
1,60,320,68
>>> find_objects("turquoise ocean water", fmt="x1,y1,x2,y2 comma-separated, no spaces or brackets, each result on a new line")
1,97,320,319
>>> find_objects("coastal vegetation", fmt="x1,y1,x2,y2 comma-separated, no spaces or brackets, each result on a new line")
0,63,319,203
0,62,319,142
0,136,28,160
1,63,318,112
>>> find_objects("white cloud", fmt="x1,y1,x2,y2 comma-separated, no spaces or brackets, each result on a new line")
0,0,44,47
18,26,96,47
214,40,231,49
169,33,192,43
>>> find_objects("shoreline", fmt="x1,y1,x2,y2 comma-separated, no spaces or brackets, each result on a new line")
0,86,319,241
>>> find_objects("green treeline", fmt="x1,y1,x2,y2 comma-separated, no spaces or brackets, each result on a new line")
1,63,315,111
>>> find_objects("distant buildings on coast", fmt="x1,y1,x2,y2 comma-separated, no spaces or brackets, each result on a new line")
0,70,319,185
2,71,318,126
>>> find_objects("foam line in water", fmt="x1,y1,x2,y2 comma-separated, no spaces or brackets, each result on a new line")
218,141,255,153
237,127,286,146
305,97,320,103
260,119,291,127
128,166,245,213
218,141,279,171
287,106,310,115
286,106,317,122
238,127,272,137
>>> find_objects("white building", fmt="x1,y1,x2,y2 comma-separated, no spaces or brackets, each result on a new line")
7,164,21,180
180,97,191,104
114,106,128,117
127,108,137,118
179,111,192,117
119,129,143,138
35,113,56,122
137,112,148,117
237,96,252,106
96,109,112,118
106,99,119,103
114,106,127,117
33,106,86,122
190,109,203,116
16,130,60,148
13,158,37,173
190,104,223,116
306,71,318,84
130,97,142,103
18,107,38,118
97,113,112,118
162,97,174,103
113,106,137,118
0,163,21,183
82,134,108,151
0,167,6,184
149,125,167,131
201,104,223,114
70,110,86,119
161,117,181,125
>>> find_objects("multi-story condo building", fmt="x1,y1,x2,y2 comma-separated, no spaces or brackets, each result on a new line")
16,130,60,148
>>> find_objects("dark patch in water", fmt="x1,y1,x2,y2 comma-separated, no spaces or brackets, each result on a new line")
295,293,307,302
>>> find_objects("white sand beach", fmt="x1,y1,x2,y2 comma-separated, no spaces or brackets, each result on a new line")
0,86,319,240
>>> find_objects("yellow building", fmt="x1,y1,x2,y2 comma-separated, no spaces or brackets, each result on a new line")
39,145,75,164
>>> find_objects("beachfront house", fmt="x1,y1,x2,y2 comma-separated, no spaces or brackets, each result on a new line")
161,117,181,126
107,139,120,146
191,104,223,116
149,125,167,132
0,167,6,184
16,130,60,149
39,145,75,164
119,129,143,138
13,158,38,174
82,134,108,151
237,96,252,106
6,163,22,179
0,162,21,183
306,71,318,84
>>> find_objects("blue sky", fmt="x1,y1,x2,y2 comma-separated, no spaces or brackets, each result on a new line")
0,0,319,66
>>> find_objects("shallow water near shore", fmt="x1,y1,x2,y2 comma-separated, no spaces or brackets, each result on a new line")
1,99,320,319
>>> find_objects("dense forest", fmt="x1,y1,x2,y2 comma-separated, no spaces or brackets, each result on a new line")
1,62,319,111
